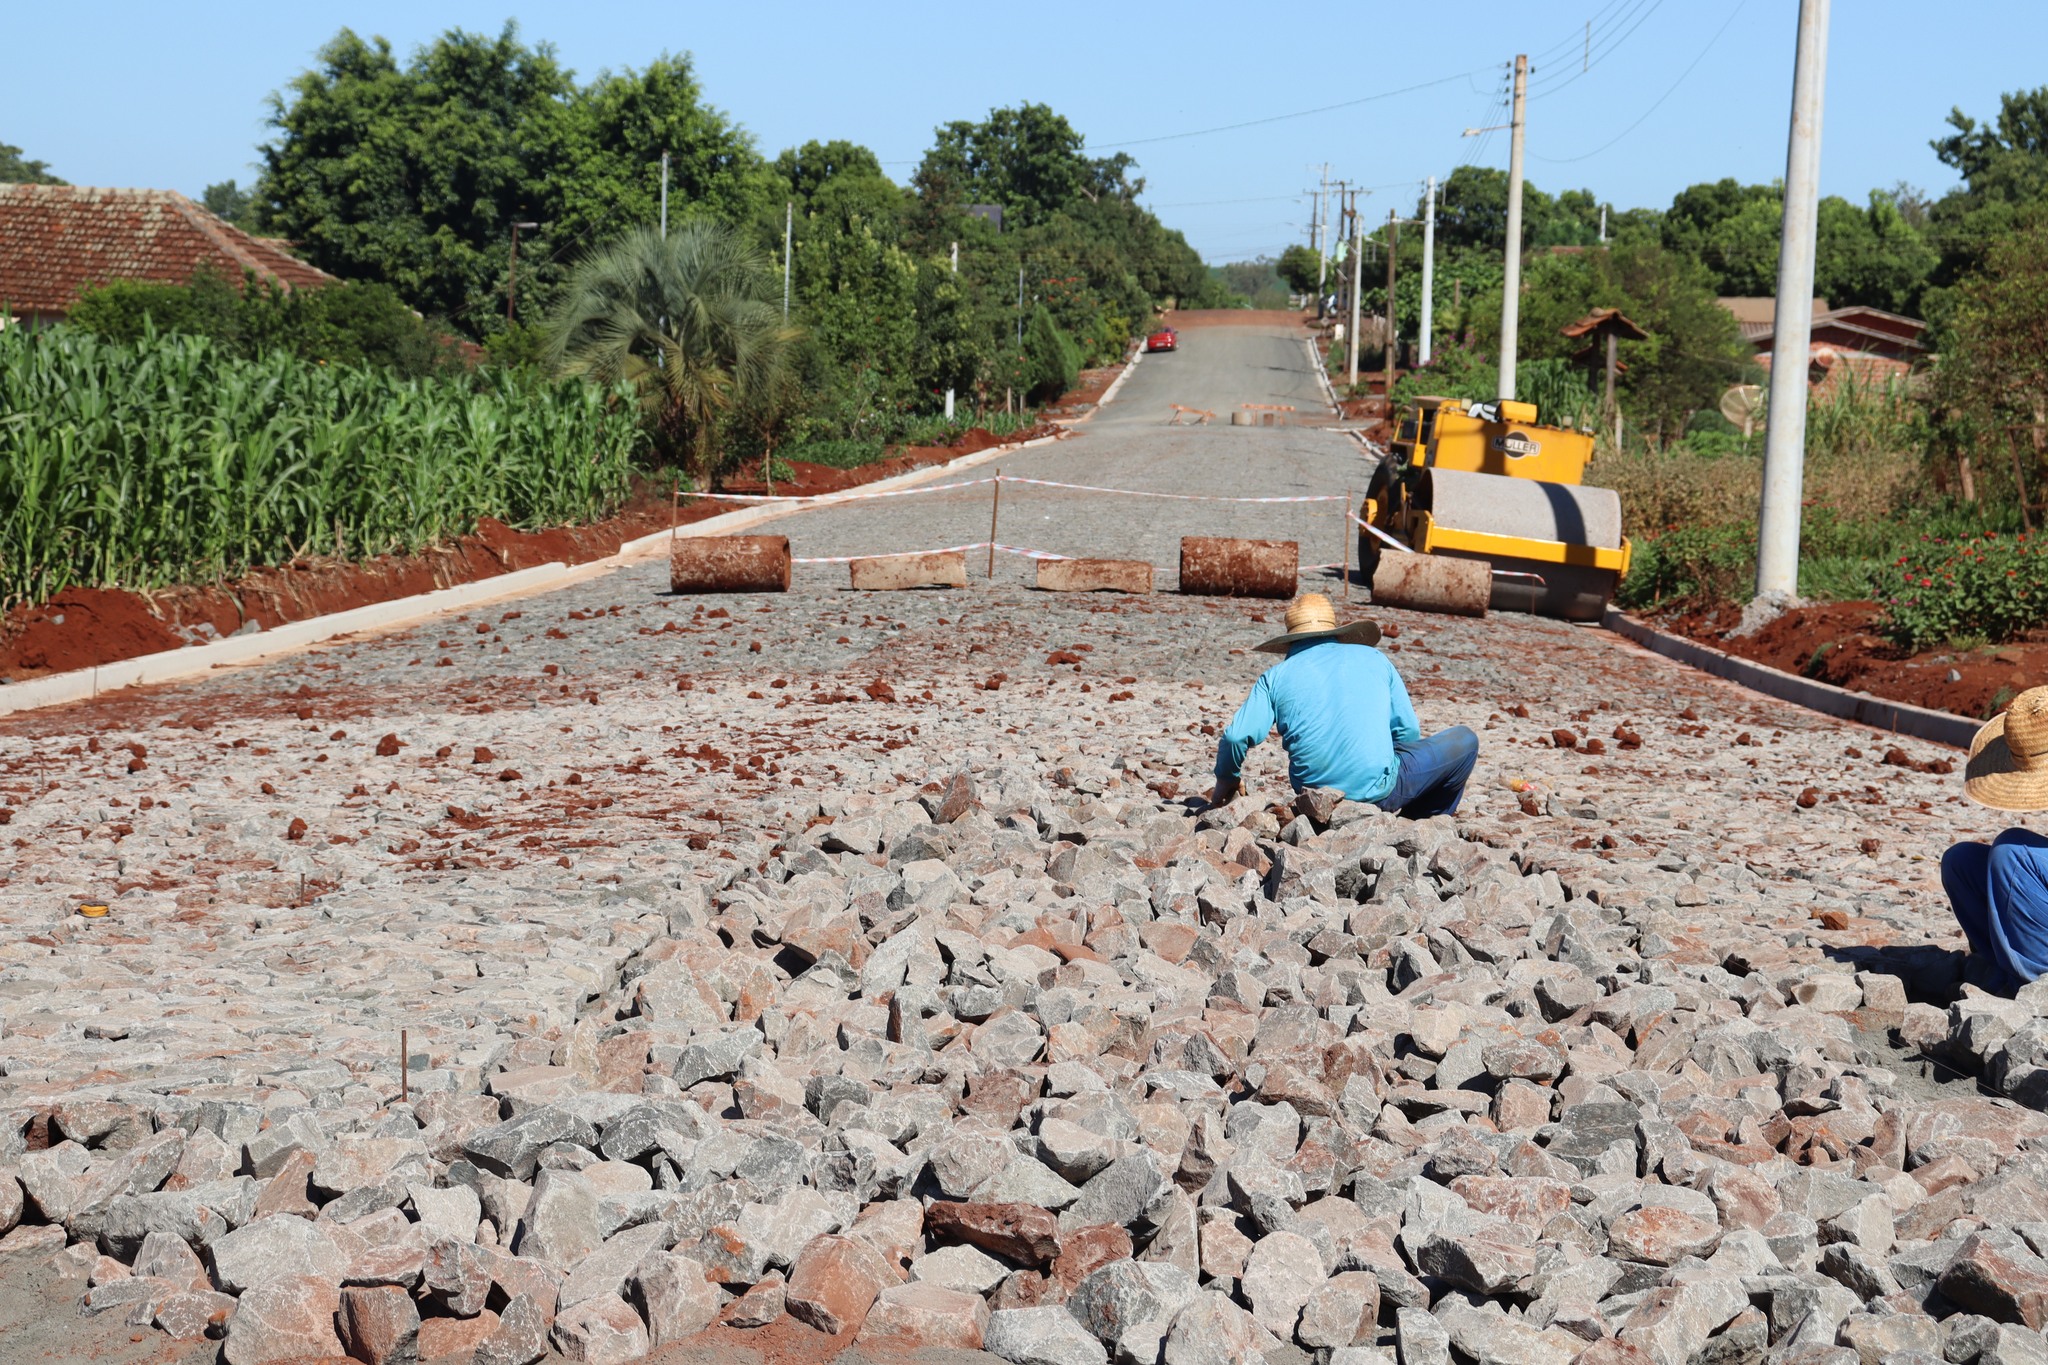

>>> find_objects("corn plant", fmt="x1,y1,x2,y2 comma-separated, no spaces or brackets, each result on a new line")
0,325,642,611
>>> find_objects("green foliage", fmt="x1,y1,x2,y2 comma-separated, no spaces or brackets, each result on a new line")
0,140,63,185
1467,242,1749,442
203,180,253,226
66,269,466,377
1659,178,1938,313
254,25,777,337
783,438,884,470
0,325,640,611
1881,531,2048,649
1275,245,1321,297
545,221,797,484
1212,258,1287,310
1022,305,1081,403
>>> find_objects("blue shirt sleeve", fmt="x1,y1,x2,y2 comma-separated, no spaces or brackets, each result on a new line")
1215,675,1276,781
1385,657,1421,743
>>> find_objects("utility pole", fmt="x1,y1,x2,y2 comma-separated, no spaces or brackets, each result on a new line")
1346,189,1364,389
1754,0,1831,607
507,220,538,324
1498,53,1529,402
945,241,958,421
783,202,793,321
660,153,669,238
1383,209,1399,401
1016,265,1024,347
1315,164,1330,298
1420,176,1437,365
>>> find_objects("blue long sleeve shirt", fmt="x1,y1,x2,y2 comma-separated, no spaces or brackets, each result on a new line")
1213,640,1420,802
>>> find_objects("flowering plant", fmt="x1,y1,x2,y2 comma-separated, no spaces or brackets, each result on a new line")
1880,531,2046,650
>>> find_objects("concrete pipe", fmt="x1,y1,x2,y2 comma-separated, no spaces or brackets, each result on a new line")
849,551,967,591
1179,537,1297,598
1037,559,1154,593
1370,553,1491,618
1228,410,1256,426
669,535,791,594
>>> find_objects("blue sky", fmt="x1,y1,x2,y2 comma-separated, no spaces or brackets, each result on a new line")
6,1,2043,262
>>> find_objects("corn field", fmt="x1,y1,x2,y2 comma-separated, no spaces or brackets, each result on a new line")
0,326,643,611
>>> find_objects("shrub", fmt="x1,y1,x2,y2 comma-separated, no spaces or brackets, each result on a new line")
1880,532,2048,650
784,439,886,470
66,268,468,377
1023,305,1081,403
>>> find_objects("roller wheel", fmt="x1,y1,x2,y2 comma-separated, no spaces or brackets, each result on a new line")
1484,562,1618,621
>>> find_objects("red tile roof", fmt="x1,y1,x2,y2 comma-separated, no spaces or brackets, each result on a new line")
0,185,333,318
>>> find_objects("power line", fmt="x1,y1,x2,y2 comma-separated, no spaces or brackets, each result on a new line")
1529,0,1668,97
1147,194,1306,209
1532,0,1749,164
1091,68,1494,150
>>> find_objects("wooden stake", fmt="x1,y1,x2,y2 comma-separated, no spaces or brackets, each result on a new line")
1343,488,1353,601
400,1028,409,1105
987,469,1002,579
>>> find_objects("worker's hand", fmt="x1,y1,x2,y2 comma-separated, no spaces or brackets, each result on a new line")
1208,778,1240,808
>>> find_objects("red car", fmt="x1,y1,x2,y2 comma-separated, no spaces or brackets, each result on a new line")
1145,327,1178,353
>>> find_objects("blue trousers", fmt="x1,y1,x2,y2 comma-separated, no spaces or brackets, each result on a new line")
1377,726,1480,819
1941,829,2048,993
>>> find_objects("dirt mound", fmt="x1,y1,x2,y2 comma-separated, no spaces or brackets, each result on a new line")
1649,597,2048,723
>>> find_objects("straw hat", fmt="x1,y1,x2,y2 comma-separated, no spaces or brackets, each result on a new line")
1254,593,1382,654
1966,685,2048,812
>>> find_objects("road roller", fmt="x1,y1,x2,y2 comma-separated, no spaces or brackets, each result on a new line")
1359,397,1631,621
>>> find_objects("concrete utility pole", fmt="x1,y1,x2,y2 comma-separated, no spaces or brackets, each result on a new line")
783,203,793,321
1420,176,1437,365
1316,164,1330,297
945,241,959,421
660,153,669,238
1754,0,1832,606
1498,53,1528,402
1347,190,1364,389
1383,209,1399,401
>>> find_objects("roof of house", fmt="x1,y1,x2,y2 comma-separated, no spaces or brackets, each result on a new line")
1719,296,1830,337
0,184,333,317
1560,307,1648,342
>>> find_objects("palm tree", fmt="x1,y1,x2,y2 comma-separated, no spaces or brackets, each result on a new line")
547,221,798,485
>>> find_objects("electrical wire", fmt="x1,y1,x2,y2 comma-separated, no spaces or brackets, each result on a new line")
1147,194,1306,209
1532,0,1749,164
1091,68,1494,150
1529,0,1667,97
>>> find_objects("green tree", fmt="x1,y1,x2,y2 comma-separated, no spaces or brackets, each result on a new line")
546,222,797,483
254,26,775,337
1276,244,1322,297
1935,217,2048,500
202,180,253,225
0,141,64,185
1470,241,1749,441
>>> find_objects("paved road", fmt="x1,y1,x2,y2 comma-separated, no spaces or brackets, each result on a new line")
756,319,1366,582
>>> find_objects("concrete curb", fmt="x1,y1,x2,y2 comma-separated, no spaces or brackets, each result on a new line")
0,430,1071,720
0,562,571,718
1306,334,1342,417
1601,607,1979,750
1093,345,1141,411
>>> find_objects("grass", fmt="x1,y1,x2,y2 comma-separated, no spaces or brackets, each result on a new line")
780,410,1041,473
0,325,643,611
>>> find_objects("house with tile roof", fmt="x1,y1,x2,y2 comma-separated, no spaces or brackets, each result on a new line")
1717,295,1929,395
0,185,333,327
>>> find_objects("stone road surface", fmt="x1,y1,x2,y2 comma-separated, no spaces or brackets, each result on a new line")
0,319,2040,1365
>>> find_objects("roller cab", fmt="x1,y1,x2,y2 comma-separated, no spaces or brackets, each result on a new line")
1363,398,1631,621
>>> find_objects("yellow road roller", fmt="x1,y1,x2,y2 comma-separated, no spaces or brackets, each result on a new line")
1359,397,1631,621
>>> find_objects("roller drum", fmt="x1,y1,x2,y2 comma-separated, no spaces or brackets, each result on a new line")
1420,469,1622,620
669,535,791,594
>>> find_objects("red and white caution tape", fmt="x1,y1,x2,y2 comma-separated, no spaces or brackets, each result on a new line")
702,477,998,504
791,542,1074,565
704,475,1348,507
1348,511,1415,553
992,476,1347,504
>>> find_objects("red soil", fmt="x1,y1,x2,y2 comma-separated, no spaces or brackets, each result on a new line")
1650,597,2048,724
0,419,1061,683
